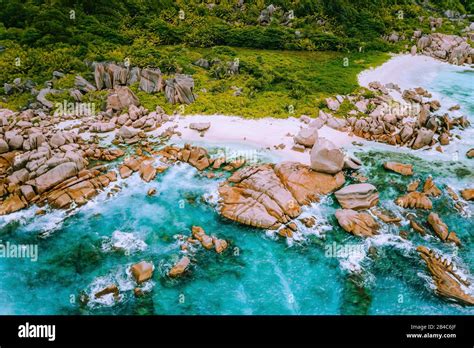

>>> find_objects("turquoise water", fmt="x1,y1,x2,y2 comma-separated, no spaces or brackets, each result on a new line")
0,67,473,315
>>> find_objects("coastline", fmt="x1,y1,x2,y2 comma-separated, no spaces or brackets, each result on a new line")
151,115,359,165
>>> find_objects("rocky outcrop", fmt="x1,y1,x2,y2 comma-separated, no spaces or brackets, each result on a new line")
93,62,163,93
106,86,139,111
191,226,228,253
275,162,345,205
44,169,117,209
139,68,163,93
417,246,474,306
427,212,461,246
335,209,379,237
416,33,474,65
34,162,81,194
310,138,345,174
218,162,344,230
383,162,413,176
334,183,379,210
164,75,196,104
395,192,432,210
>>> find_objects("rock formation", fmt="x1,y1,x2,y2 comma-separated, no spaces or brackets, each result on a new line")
334,183,379,210
417,246,474,306
395,192,432,210
427,212,461,246
383,162,413,176
310,138,345,174
218,162,344,230
164,74,196,104
335,209,379,237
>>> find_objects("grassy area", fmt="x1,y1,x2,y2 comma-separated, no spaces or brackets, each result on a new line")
1,44,389,118
110,45,389,119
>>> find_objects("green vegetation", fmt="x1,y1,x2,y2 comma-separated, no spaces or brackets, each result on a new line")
0,0,471,116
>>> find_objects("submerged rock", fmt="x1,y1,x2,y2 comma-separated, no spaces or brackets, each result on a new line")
94,284,119,299
383,162,413,176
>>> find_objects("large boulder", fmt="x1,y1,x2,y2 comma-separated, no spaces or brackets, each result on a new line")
325,97,340,111
461,188,474,201
169,256,190,278
294,127,318,147
0,194,27,215
218,162,344,230
412,128,434,150
275,162,345,205
75,75,96,93
34,162,80,194
189,122,211,132
90,122,116,133
310,138,345,174
118,126,140,139
5,131,23,150
334,183,379,210
164,74,196,104
0,139,9,154
106,86,139,111
139,68,163,93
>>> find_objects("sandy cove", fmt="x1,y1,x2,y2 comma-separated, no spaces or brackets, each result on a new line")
151,115,359,165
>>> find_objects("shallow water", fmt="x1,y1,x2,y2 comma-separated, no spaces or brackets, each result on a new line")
0,63,473,315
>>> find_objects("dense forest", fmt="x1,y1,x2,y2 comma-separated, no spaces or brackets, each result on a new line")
0,0,472,116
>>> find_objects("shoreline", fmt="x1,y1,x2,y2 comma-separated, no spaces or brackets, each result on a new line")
151,115,359,165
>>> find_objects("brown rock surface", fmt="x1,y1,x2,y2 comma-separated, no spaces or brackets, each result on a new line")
335,209,379,237
395,192,432,210
417,246,474,306
130,261,154,284
169,256,190,278
423,177,442,197
461,189,474,201
383,162,413,176
427,212,461,246
334,183,379,210
218,162,343,230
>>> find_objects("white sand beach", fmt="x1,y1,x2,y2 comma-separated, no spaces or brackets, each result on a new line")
160,115,360,165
